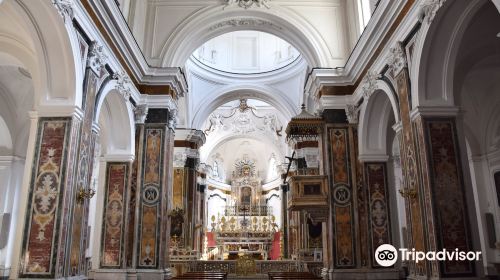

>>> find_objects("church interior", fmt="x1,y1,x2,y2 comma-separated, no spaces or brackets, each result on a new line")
0,0,500,279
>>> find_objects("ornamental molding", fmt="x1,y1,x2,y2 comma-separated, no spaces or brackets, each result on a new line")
420,0,446,24
168,108,178,130
87,42,108,74
52,0,74,23
208,18,282,32
204,99,283,140
386,43,406,76
224,0,271,10
173,148,200,167
113,71,132,101
134,104,148,124
361,71,380,99
345,104,360,124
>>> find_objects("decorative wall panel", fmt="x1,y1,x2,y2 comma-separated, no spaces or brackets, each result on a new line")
69,69,100,276
365,163,391,267
56,116,81,277
127,127,141,267
328,128,355,268
137,127,164,268
101,163,129,268
173,168,185,210
413,116,439,277
394,70,426,276
20,118,71,277
423,119,474,276
353,128,369,267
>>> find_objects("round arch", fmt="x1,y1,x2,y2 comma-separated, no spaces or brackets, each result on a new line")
0,0,83,110
410,0,488,107
358,83,399,161
95,81,135,160
0,116,13,154
201,133,284,164
160,6,330,67
191,84,299,130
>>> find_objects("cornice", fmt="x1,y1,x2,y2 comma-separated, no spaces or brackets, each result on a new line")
187,55,307,85
78,0,187,97
305,0,418,104
174,129,206,147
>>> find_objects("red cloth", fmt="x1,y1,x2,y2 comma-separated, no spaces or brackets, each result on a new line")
270,232,281,260
206,232,216,247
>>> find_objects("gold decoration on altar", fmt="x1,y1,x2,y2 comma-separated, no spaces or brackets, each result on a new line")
236,253,256,276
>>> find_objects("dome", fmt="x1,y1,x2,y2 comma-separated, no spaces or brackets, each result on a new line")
191,30,301,74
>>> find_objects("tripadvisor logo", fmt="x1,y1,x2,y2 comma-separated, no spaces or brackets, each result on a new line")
374,244,482,267
375,244,398,267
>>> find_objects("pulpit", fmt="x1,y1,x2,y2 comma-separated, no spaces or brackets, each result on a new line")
287,175,328,211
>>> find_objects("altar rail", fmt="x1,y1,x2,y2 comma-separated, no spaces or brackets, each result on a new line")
170,260,323,277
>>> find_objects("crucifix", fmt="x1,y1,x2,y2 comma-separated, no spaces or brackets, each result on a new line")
282,151,296,185
239,205,250,228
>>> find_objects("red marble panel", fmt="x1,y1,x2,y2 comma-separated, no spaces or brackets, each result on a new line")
21,119,71,276
365,163,391,267
101,163,128,267
425,119,474,276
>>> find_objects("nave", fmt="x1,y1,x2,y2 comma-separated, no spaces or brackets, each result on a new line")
0,0,500,279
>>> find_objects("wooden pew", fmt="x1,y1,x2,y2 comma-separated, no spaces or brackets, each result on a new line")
172,271,227,280
268,271,322,279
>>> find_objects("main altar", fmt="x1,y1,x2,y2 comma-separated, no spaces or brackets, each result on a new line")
206,155,280,261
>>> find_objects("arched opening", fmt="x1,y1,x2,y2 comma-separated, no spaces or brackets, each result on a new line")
358,87,405,266
198,98,286,261
0,63,34,278
160,8,326,68
415,0,500,275
0,1,84,276
88,88,135,271
185,30,306,130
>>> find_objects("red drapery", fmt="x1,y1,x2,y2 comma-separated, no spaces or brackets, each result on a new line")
206,232,216,247
270,231,281,260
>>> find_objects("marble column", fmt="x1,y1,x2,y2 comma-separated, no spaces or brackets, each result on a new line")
15,42,110,278
412,111,476,277
131,107,175,279
171,130,205,253
17,111,84,279
321,109,399,279
388,41,476,278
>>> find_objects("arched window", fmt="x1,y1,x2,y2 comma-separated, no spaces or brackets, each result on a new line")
213,161,219,178
357,0,378,31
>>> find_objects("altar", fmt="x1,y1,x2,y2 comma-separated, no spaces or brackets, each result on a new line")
204,155,281,261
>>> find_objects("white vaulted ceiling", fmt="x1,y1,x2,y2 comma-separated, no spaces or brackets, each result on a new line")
193,31,300,74
121,0,368,68
199,99,286,184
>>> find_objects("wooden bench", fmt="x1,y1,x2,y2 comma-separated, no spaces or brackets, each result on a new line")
172,271,227,280
268,271,322,280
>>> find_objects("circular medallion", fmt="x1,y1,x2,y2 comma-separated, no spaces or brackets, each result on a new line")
333,184,350,204
143,185,159,204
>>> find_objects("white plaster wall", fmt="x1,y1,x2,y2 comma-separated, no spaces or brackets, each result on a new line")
265,190,282,229
206,189,228,231
132,0,358,68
